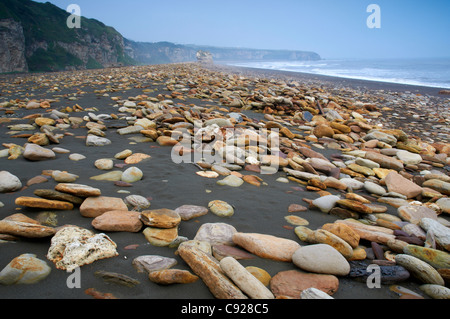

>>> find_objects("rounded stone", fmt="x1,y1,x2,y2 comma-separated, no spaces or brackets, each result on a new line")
23,144,55,161
124,195,151,210
121,167,143,183
194,222,237,246
420,284,450,299
174,205,209,221
396,150,423,165
245,266,271,286
0,171,22,193
216,175,244,187
395,254,445,285
364,181,387,196
208,200,234,217
95,159,114,170
312,195,341,213
0,253,51,285
292,244,350,276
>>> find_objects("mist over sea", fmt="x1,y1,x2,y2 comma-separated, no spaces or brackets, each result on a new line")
227,57,450,89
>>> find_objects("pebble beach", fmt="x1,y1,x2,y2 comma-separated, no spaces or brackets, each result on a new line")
0,62,449,301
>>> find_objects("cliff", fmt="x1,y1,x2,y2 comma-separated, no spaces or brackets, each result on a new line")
0,0,321,73
125,40,321,65
0,0,135,73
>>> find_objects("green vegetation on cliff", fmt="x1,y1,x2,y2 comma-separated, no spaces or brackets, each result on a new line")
0,0,135,72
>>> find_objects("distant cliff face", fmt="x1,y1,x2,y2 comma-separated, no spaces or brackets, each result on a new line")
124,41,321,66
0,18,27,73
0,0,321,73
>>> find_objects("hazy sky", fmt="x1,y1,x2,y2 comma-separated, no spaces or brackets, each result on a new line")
34,0,450,59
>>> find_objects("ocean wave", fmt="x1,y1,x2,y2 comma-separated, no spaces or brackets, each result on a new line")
227,59,450,89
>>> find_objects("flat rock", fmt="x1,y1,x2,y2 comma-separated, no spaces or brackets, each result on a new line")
348,260,410,284
212,244,255,261
232,232,300,262
337,199,372,214
321,223,360,248
396,150,423,165
51,170,79,183
90,171,123,181
92,210,142,232
148,269,199,285
216,175,244,187
0,219,56,238
54,183,101,197
365,151,403,171
436,198,450,214
339,178,364,190
419,218,450,251
422,179,450,196
124,153,151,164
292,244,350,276
397,205,438,225
79,196,128,218
132,255,177,274
363,130,397,146
15,196,73,210
174,205,209,220
143,226,178,247
86,135,112,146
140,208,181,228
270,270,339,298
384,171,422,199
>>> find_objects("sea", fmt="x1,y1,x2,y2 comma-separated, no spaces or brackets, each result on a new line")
226,58,450,89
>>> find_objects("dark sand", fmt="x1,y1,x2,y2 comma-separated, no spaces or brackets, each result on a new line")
0,64,448,304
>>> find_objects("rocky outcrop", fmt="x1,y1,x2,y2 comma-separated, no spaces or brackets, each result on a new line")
0,19,28,73
196,50,214,64
0,0,134,73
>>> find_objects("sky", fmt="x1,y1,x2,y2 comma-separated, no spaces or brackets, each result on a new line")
33,0,450,59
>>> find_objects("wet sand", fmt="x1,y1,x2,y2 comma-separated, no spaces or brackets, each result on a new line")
0,63,448,304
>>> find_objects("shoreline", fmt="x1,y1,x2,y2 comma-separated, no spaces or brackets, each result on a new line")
213,62,450,98
0,63,449,301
